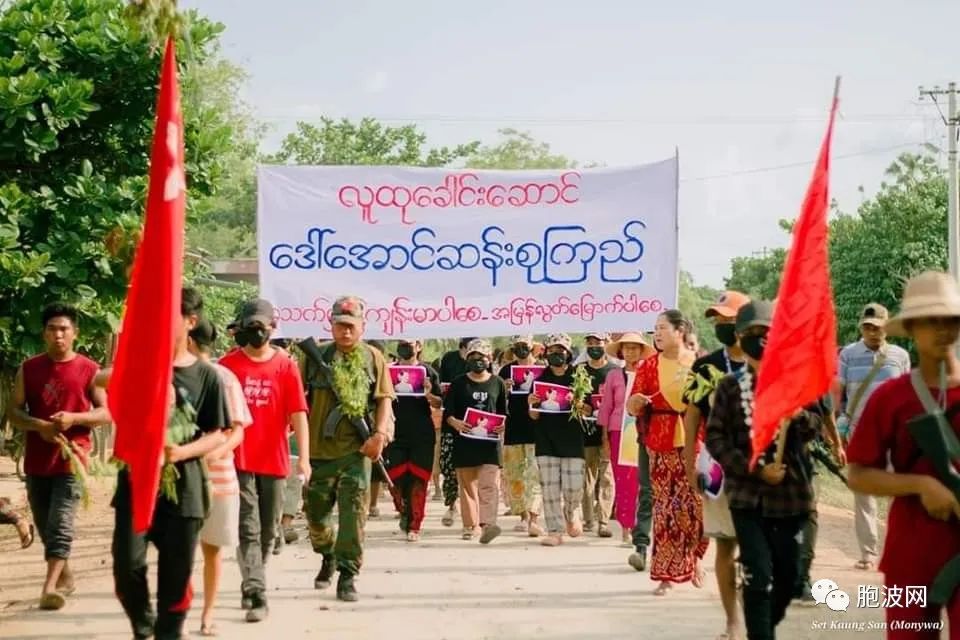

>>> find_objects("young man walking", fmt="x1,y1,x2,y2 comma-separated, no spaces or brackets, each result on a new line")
9,303,109,610
110,288,231,640
302,296,395,601
219,299,311,623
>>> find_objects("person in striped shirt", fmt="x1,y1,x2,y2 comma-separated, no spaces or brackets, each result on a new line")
188,318,253,637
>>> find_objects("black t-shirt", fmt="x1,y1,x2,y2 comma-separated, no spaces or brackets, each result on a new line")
115,360,230,520
438,350,468,384
690,349,745,418
499,361,537,445
533,367,584,459
393,363,441,446
581,361,617,447
444,374,507,468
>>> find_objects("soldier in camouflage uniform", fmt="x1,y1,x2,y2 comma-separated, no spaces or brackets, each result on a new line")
301,297,395,602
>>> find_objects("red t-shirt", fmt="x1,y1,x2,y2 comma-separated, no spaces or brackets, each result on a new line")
21,354,100,476
219,349,308,477
846,375,960,585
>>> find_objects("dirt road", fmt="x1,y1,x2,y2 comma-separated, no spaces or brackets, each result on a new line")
0,467,887,640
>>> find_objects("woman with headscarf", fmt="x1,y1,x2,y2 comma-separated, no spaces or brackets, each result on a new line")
598,332,655,546
627,310,708,596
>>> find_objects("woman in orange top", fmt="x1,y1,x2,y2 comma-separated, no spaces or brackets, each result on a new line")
627,310,708,596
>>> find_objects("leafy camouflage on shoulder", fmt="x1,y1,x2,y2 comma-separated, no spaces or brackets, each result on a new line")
682,363,727,407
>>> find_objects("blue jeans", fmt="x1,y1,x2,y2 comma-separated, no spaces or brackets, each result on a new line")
26,474,80,560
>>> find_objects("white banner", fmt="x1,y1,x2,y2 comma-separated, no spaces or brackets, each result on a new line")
257,159,678,339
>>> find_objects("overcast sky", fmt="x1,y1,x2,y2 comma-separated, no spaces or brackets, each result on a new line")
182,0,955,287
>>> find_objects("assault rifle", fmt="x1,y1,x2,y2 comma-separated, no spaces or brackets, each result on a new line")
297,338,393,490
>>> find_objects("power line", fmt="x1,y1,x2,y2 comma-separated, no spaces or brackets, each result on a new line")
680,142,924,183
253,111,935,127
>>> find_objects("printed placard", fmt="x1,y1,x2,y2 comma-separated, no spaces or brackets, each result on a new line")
510,365,546,395
388,365,427,396
696,447,725,500
460,408,505,441
618,372,640,466
532,381,573,414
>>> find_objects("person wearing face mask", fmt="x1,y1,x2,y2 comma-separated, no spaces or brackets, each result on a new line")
444,340,508,543
498,335,545,536
578,332,618,538
385,340,442,542
626,310,708,597
529,334,590,547
681,291,748,639
218,299,311,623
436,337,477,527
706,301,823,640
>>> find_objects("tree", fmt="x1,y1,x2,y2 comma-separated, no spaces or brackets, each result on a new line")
723,151,947,346
269,117,480,167
678,271,722,352
466,128,575,170
0,1,241,384
725,249,787,301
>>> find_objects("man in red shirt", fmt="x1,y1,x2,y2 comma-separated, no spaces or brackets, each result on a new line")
219,299,311,624
8,303,109,610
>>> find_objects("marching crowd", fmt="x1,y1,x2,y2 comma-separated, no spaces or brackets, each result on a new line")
4,270,960,639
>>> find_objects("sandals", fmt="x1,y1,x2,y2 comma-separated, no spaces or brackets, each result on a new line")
16,520,34,549
39,592,66,611
692,563,706,589
653,582,673,597
200,622,218,636
854,559,875,571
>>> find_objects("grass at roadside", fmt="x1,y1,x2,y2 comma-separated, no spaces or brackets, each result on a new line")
815,468,890,522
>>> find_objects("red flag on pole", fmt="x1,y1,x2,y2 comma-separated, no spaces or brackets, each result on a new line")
109,37,186,533
749,79,840,469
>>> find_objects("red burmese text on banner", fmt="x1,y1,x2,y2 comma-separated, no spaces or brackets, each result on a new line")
749,86,840,469
108,37,186,533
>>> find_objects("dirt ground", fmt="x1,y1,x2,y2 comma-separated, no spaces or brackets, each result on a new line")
0,460,892,640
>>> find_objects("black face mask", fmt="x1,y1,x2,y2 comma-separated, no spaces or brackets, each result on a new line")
740,334,766,361
397,344,416,361
586,346,605,361
714,323,737,348
234,329,250,348
546,352,567,367
242,327,269,349
468,358,488,373
513,345,531,360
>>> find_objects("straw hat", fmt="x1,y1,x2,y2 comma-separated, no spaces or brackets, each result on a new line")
885,271,960,337
606,332,656,360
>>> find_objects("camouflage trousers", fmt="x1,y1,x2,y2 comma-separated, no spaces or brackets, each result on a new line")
306,453,371,575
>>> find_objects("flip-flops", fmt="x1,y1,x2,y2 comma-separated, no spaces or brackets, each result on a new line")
16,521,34,549
200,622,218,636
39,592,66,611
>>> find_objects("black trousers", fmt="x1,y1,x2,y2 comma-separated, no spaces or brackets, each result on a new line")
731,508,805,640
112,474,202,640
796,503,818,594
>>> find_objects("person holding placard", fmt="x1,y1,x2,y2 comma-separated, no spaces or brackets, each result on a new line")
598,333,655,549
578,332,618,538
443,339,508,543
706,301,822,640
529,334,589,547
626,310,707,596
386,339,442,542
681,291,749,639
499,335,545,536
436,337,477,527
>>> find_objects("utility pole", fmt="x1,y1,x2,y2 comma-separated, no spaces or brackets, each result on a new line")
919,83,960,282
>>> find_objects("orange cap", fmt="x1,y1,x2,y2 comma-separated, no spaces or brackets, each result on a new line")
705,291,751,319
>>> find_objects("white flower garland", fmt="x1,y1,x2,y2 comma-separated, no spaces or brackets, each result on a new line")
739,368,755,438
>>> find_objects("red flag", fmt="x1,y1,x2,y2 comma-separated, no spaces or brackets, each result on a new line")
750,83,840,469
109,37,186,533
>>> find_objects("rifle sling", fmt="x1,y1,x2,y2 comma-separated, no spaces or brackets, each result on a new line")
846,352,887,424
